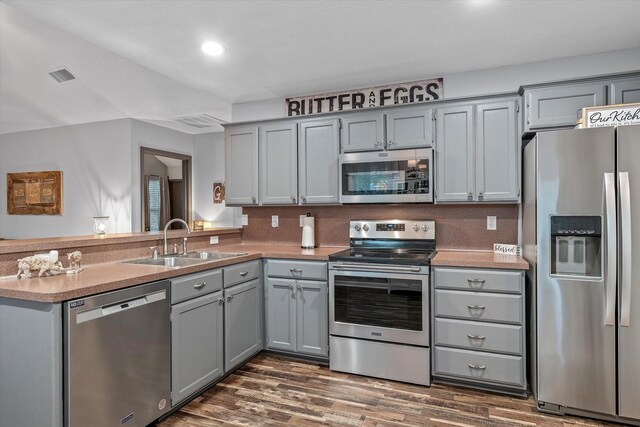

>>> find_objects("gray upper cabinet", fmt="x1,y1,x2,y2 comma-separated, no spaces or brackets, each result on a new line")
296,280,328,357
610,77,640,104
524,82,606,131
298,119,340,204
260,122,298,205
225,125,259,205
435,105,475,202
386,106,433,149
171,291,224,405
341,111,385,152
224,278,261,371
265,278,297,352
475,101,518,202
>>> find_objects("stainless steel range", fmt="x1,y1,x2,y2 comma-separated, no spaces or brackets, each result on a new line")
328,219,435,386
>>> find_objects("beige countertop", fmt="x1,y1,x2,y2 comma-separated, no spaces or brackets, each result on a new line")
432,250,529,270
0,244,347,303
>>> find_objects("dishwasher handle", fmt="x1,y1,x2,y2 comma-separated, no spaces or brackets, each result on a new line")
75,289,167,324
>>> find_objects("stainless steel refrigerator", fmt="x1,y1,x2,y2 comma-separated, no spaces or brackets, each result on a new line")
523,125,639,424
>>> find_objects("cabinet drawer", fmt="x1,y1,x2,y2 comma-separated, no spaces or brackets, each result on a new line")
224,260,261,288
434,318,523,355
171,269,222,304
434,346,524,388
434,268,522,294
266,259,327,281
435,290,523,324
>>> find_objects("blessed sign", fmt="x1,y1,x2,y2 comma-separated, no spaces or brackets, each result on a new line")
582,103,640,128
286,78,444,116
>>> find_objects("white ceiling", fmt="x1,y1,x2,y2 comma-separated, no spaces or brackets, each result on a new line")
1,0,640,135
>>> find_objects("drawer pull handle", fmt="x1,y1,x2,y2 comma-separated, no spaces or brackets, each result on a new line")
467,304,486,310
468,364,486,370
467,279,486,288
290,268,303,273
239,271,248,277
193,282,206,290
467,334,486,340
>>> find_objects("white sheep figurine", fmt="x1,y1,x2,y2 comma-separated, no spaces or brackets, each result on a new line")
17,256,64,279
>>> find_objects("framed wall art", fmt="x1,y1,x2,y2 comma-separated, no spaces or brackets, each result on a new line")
7,171,63,215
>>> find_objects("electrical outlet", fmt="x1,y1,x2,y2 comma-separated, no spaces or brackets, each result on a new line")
299,215,306,227
210,236,219,245
271,215,279,228
241,214,248,226
487,216,497,230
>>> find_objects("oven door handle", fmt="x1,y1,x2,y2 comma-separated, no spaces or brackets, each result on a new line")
331,263,423,273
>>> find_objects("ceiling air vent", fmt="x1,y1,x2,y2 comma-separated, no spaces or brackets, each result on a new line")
48,67,77,83
172,114,226,128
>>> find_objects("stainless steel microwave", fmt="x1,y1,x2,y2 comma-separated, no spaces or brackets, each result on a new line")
339,149,433,203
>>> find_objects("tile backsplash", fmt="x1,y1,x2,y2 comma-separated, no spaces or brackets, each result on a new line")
241,204,518,250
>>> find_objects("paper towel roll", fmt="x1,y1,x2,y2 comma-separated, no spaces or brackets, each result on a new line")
301,215,315,249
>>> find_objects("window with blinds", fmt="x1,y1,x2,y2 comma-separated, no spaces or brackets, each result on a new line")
148,176,161,231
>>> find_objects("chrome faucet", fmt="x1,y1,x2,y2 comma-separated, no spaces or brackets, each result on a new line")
163,219,191,255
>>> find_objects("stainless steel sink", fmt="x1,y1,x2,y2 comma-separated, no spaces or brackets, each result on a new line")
183,251,248,260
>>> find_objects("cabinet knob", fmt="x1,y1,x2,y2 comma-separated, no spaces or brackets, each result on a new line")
301,196,306,203
388,140,394,146
478,192,484,198
467,192,473,199
251,196,256,204
291,195,296,203
227,295,234,302
218,298,224,306
375,141,382,147
297,285,302,291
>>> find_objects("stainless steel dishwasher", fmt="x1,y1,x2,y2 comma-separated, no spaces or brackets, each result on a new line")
64,280,171,427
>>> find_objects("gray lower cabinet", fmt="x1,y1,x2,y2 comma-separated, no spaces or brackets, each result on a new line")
225,124,259,205
224,278,262,371
265,260,328,357
385,106,433,149
432,266,526,394
259,122,298,205
171,291,224,406
435,98,519,203
298,118,340,204
341,111,385,152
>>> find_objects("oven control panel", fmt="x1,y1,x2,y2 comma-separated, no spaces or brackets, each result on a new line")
350,220,435,240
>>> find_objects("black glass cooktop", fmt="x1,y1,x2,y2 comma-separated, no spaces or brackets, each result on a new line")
329,247,436,266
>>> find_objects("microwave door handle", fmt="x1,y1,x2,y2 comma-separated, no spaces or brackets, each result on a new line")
604,173,617,326
619,172,632,327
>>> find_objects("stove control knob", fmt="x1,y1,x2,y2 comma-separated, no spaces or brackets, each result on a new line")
422,225,429,232
362,224,369,232
413,224,420,232
354,224,362,232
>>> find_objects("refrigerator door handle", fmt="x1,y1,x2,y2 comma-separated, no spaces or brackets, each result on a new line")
619,171,632,327
604,173,617,326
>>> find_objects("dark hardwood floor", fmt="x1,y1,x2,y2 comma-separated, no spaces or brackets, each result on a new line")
159,354,620,426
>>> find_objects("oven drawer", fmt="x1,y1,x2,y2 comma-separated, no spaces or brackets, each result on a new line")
434,347,525,388
434,290,523,324
266,260,327,281
434,318,523,355
171,269,222,304
434,268,523,294
224,260,261,288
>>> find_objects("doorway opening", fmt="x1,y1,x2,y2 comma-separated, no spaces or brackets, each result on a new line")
140,147,192,232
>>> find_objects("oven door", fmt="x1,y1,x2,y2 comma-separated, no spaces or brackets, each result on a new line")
339,149,433,203
329,265,429,346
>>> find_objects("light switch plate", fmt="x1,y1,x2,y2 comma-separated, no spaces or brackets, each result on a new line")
487,216,497,230
271,215,279,228
210,236,219,245
241,214,248,226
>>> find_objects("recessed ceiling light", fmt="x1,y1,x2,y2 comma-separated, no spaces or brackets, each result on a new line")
201,41,225,56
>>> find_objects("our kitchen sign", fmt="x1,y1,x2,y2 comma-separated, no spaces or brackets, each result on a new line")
286,78,443,116
582,103,640,128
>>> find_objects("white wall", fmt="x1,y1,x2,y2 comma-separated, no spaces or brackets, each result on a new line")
231,48,640,121
0,119,132,239
192,132,241,227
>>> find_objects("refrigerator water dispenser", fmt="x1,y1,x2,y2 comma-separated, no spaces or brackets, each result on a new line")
550,216,601,277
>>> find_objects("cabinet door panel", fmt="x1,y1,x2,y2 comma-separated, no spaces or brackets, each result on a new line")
341,112,384,152
266,278,297,352
224,279,261,371
526,83,606,130
171,291,224,405
435,105,474,202
386,107,433,149
299,119,340,204
476,101,518,202
225,125,258,205
260,123,298,205
296,280,328,357
610,77,640,104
